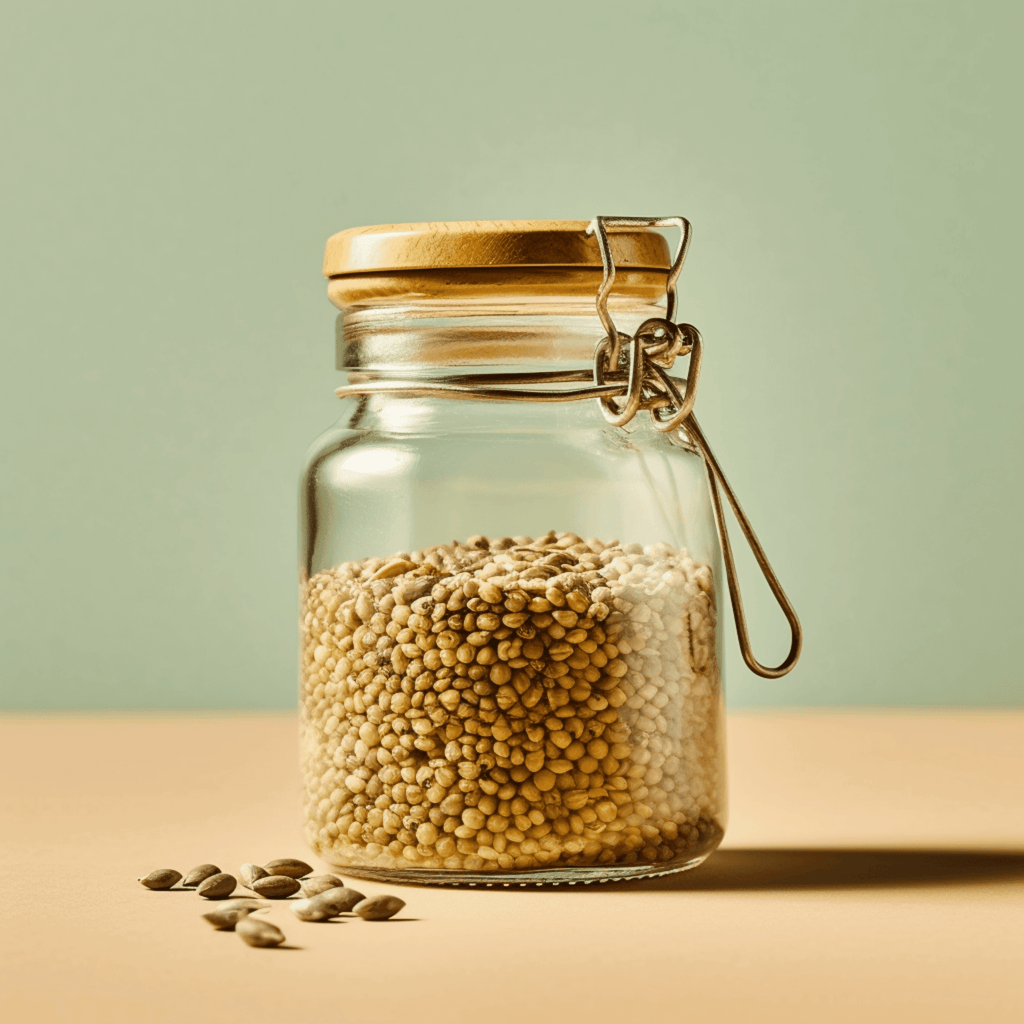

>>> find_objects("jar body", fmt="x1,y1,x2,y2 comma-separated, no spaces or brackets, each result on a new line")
299,311,727,884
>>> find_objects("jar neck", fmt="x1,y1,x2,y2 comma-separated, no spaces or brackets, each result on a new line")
336,301,667,376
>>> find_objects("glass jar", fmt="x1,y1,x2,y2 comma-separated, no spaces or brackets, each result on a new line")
299,219,799,885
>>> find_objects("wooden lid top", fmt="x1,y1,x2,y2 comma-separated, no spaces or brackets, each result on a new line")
323,220,673,309
323,220,671,275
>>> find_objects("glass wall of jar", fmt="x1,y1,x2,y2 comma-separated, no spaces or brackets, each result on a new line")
300,222,727,885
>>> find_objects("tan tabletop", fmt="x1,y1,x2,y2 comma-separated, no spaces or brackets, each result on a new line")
2,711,1022,1024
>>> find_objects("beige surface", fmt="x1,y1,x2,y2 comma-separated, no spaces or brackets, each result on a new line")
1,711,1022,1024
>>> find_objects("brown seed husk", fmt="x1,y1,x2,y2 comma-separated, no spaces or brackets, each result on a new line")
139,869,182,890
262,858,313,879
352,895,406,920
298,874,344,899
315,886,366,914
216,898,271,914
236,917,285,948
196,872,237,899
239,863,269,888
290,897,334,922
251,874,301,898
202,907,260,931
181,863,221,887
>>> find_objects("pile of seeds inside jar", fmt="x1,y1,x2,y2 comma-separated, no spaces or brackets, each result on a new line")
301,532,724,875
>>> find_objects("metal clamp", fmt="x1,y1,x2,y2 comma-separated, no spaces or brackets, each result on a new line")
334,215,803,678
584,215,801,678
587,217,703,433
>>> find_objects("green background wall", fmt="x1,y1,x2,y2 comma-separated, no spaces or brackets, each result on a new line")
1,0,1021,709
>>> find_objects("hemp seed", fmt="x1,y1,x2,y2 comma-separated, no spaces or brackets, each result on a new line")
310,886,365,914
262,858,313,879
251,875,301,898
239,863,269,888
216,898,272,913
291,897,335,922
181,864,221,888
235,917,286,948
138,869,182,890
196,872,237,899
298,874,345,898
352,895,406,920
202,906,265,930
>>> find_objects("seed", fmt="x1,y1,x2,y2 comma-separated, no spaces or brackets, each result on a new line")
239,863,269,888
236,917,286,948
181,864,221,888
416,822,439,845
521,639,544,659
138,869,182,890
299,874,345,898
202,906,266,930
291,897,335,922
262,858,314,879
369,559,419,580
440,794,464,815
352,895,406,921
251,875,301,898
563,789,589,810
313,886,366,914
462,807,486,829
216,898,272,914
197,873,237,899
400,576,437,602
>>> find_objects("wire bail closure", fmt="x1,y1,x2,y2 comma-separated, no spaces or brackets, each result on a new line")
334,215,803,678
587,216,801,678
587,216,703,432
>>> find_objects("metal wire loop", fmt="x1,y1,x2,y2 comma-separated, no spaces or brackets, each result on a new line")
685,416,803,678
585,215,692,344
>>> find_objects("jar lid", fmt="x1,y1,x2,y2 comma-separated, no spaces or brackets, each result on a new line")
323,220,673,310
